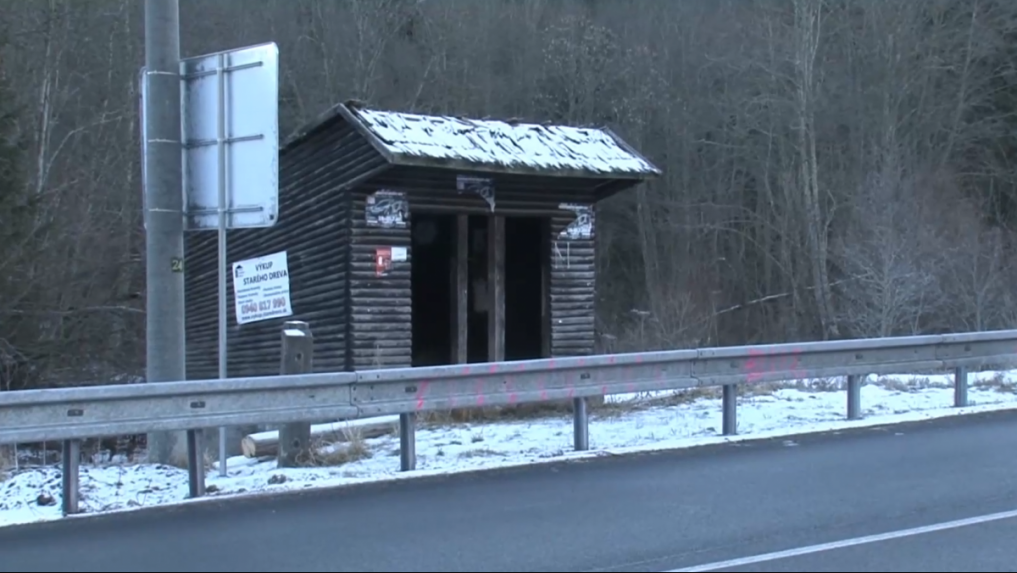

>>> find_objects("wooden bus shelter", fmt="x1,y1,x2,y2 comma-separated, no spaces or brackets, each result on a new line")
184,102,661,379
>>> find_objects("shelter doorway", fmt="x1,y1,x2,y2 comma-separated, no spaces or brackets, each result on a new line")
504,217,547,361
410,213,549,367
410,214,453,366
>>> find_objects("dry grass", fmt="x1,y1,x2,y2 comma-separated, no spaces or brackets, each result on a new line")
873,375,946,392
0,445,14,480
417,383,819,425
202,449,217,472
594,379,847,417
303,423,374,467
457,447,503,459
973,372,1016,393
870,372,1016,394
420,400,582,426
412,372,1013,427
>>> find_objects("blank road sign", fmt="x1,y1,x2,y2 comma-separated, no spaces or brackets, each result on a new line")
181,42,279,230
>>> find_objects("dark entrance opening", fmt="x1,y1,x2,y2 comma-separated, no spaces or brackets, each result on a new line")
410,213,454,367
465,215,549,362
504,216,547,361
412,213,548,367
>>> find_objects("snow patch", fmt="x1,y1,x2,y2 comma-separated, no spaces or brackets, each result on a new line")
350,107,661,177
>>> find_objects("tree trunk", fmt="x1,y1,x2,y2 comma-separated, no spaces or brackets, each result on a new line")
794,0,839,340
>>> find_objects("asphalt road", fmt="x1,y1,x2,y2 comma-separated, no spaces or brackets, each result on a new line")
3,410,1017,572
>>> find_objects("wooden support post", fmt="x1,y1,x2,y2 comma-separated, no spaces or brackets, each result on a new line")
278,321,313,468
487,215,505,362
541,218,552,358
452,214,469,364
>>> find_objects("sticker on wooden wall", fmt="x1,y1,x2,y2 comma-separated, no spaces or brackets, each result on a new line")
456,175,495,212
232,250,294,325
366,190,408,228
375,247,393,277
558,203,595,240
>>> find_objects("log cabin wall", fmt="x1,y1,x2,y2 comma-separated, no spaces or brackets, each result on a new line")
345,166,601,366
346,182,413,371
549,207,597,357
184,118,388,379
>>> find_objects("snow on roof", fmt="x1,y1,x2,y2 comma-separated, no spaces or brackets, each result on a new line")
342,105,661,179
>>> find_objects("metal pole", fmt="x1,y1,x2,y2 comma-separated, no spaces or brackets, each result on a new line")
399,413,416,471
216,52,229,478
186,428,205,497
846,374,862,420
573,397,589,451
722,384,737,435
61,439,80,516
143,0,189,468
954,366,969,408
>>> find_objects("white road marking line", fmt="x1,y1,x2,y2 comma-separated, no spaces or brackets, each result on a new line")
664,508,1017,572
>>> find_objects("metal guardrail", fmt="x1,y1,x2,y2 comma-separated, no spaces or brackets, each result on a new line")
0,372,357,444
3,323,1017,516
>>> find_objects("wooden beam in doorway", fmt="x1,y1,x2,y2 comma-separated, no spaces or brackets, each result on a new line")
487,215,505,362
541,218,552,358
452,215,469,364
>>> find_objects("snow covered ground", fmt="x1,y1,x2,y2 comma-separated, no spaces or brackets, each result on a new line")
2,370,1016,529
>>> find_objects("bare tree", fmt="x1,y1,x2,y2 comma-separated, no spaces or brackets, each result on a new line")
2,0,1017,398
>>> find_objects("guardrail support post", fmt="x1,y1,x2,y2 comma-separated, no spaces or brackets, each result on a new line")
846,375,862,420
399,413,416,471
954,366,969,407
573,397,589,451
61,439,80,515
278,321,314,468
722,385,737,435
186,429,205,498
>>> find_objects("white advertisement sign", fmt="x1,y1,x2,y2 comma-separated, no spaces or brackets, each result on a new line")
232,250,293,325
